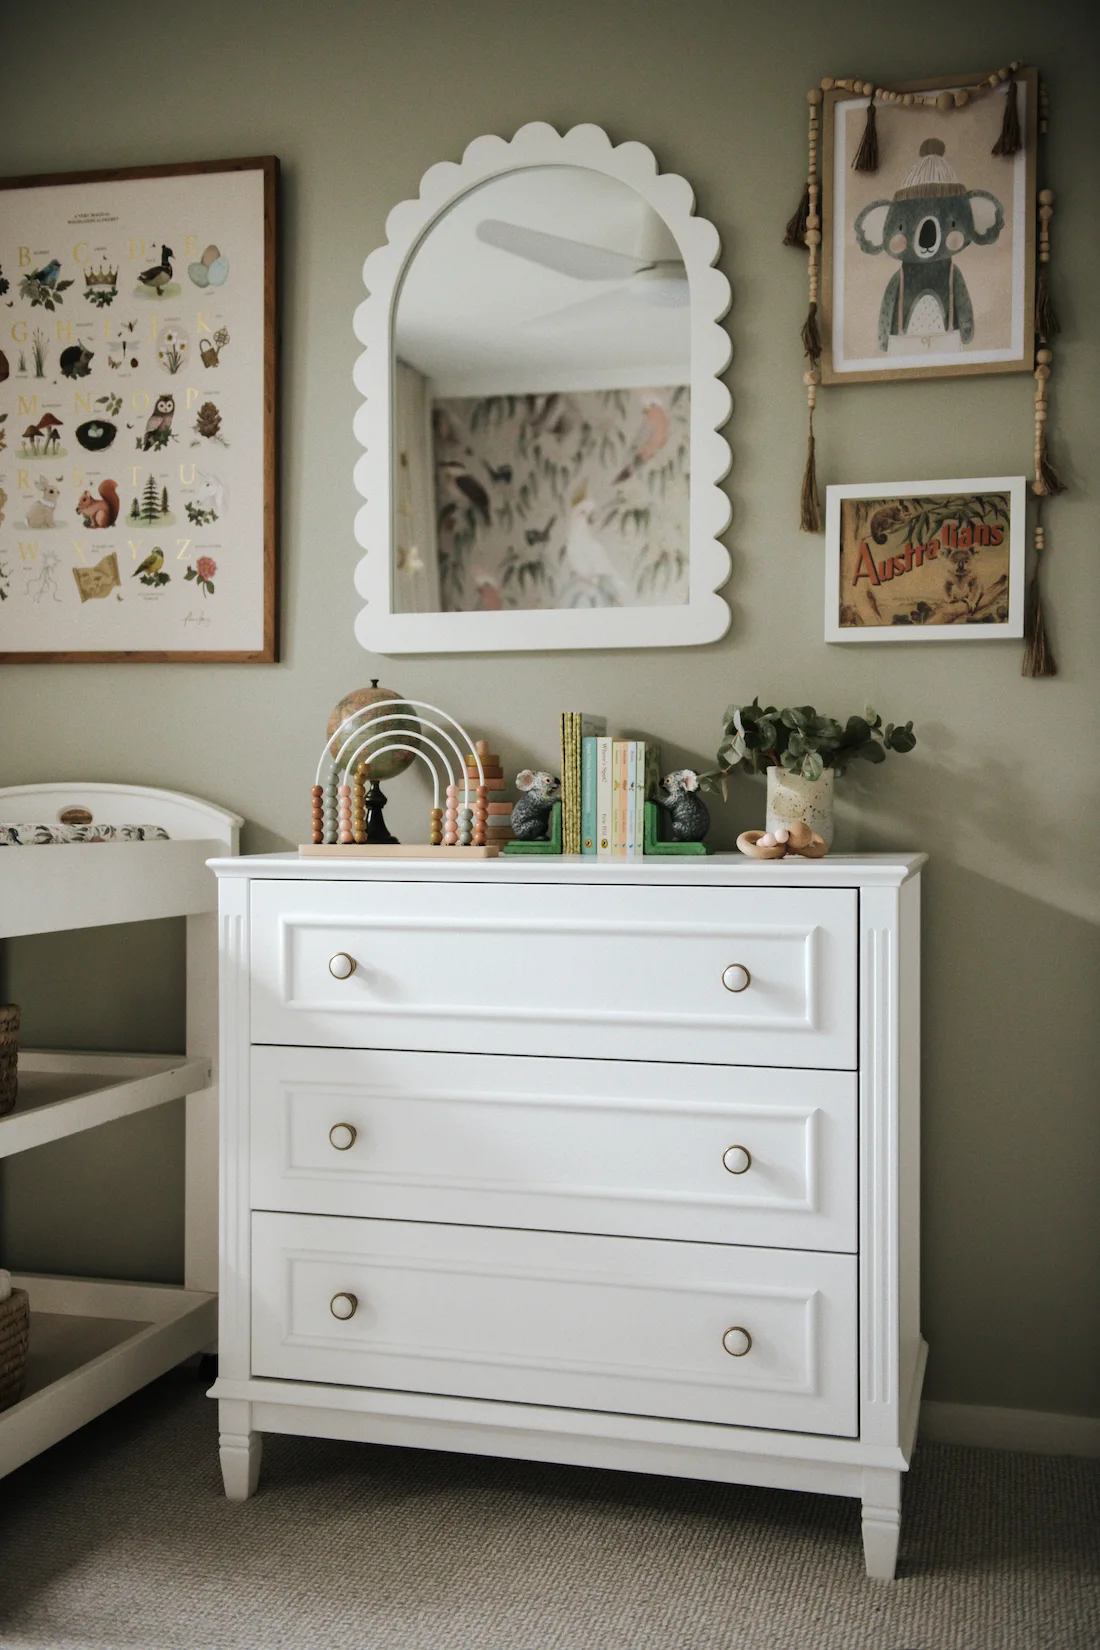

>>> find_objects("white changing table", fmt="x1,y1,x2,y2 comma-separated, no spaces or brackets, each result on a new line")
0,782,240,1479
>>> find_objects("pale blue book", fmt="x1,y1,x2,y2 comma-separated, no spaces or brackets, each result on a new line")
581,736,599,855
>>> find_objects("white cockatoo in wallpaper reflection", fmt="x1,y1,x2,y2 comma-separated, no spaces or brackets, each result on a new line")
563,485,629,606
613,392,670,484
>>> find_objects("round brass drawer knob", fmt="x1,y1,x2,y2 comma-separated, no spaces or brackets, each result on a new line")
329,1123,357,1152
329,1292,358,1321
722,1145,752,1175
328,952,356,980
721,964,751,993
722,1326,752,1357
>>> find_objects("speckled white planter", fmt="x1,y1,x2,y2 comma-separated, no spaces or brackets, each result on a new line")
766,766,835,849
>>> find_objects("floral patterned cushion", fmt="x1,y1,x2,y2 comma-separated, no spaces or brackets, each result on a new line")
0,824,170,845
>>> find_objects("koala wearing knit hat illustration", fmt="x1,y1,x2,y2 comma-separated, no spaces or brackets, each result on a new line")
854,138,1004,354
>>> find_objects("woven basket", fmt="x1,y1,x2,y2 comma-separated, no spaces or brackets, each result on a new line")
0,1003,18,1117
0,1289,30,1412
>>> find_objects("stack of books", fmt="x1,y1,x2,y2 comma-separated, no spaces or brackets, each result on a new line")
560,713,659,858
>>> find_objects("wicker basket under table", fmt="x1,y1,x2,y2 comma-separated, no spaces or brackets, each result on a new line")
0,1290,30,1412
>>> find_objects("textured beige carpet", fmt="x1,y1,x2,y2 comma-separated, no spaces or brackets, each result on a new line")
0,1368,1097,1650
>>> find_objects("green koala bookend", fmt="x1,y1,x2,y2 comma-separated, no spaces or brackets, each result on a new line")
854,139,1004,354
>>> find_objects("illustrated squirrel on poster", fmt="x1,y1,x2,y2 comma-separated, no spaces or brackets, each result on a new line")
76,479,120,530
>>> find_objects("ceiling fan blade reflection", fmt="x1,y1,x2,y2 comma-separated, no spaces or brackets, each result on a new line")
476,219,650,282
524,278,687,333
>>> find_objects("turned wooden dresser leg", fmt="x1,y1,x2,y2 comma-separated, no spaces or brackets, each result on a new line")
861,1467,902,1580
219,1399,262,1500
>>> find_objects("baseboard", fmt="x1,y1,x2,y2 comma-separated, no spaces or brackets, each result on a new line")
920,1400,1100,1458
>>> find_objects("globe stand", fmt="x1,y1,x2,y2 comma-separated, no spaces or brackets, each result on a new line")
364,781,398,845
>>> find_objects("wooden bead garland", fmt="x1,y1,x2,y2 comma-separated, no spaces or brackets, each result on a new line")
786,61,1065,682
788,62,1029,535
1023,174,1063,675
796,88,824,532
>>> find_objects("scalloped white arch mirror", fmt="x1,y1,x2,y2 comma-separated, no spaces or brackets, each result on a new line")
353,123,732,654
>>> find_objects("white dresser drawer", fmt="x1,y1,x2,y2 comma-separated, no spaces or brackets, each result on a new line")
248,880,857,1068
249,1047,857,1252
250,1212,858,1437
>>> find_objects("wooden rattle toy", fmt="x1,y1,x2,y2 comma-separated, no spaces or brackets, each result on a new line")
737,820,828,860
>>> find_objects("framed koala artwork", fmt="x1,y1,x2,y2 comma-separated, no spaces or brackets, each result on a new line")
820,71,1036,383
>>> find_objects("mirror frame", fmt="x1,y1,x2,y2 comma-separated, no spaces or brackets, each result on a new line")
353,122,732,654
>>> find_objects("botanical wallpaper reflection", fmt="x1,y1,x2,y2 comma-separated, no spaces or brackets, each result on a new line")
431,386,689,612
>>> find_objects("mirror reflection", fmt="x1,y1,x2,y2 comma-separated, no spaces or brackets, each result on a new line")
393,166,690,615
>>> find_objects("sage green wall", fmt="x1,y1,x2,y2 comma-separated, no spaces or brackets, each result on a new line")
1,0,1097,1419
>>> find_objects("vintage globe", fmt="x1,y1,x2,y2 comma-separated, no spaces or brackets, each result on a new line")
326,681,419,781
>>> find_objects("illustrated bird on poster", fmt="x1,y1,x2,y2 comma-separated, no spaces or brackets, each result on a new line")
138,246,174,296
132,547,164,579
564,487,628,605
141,393,175,448
438,460,491,526
613,392,670,483
28,259,61,289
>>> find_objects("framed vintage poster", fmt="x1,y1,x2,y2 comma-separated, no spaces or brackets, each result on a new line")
824,477,1026,641
821,70,1036,383
0,156,277,662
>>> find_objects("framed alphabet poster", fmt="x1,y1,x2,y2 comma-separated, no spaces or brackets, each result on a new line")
0,156,277,662
824,477,1026,640
820,71,1036,383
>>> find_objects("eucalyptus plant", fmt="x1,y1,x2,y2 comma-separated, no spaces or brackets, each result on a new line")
699,699,916,797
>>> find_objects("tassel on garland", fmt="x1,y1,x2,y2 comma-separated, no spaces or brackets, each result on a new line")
800,423,821,533
799,374,822,533
1035,267,1060,339
1022,520,1056,677
1034,450,1066,497
783,184,811,248
993,76,1022,156
801,300,822,362
851,93,879,172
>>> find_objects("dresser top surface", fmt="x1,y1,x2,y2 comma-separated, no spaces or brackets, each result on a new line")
210,851,925,888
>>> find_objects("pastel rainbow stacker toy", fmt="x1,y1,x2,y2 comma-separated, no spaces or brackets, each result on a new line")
303,697,498,858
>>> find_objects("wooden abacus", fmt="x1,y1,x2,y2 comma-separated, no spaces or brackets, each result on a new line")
301,699,498,858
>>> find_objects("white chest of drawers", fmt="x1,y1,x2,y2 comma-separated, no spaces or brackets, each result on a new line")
209,852,925,1580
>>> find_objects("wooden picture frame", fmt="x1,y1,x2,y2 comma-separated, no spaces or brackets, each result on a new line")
824,477,1026,640
820,70,1036,384
0,156,278,662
